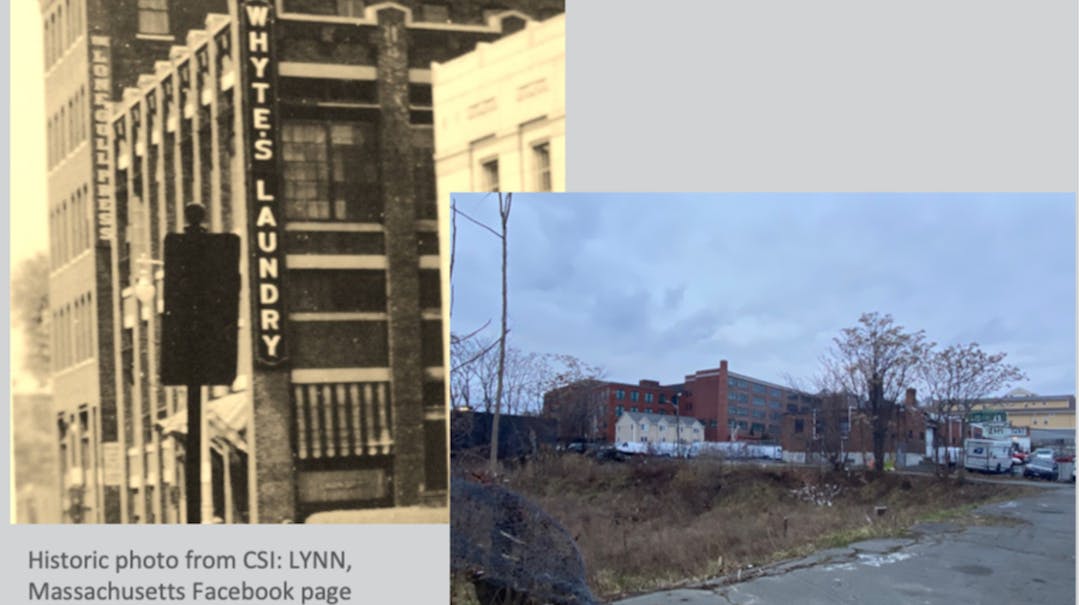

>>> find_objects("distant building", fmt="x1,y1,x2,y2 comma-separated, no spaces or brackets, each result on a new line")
614,411,703,449
970,389,1076,431
681,360,807,442
782,388,926,467
543,379,680,443
432,13,564,197
542,362,811,445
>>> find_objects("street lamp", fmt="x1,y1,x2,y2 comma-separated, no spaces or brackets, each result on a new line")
133,254,164,319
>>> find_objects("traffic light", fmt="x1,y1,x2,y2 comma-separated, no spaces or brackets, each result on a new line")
161,232,241,386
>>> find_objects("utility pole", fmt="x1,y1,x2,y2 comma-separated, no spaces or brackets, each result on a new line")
672,392,682,458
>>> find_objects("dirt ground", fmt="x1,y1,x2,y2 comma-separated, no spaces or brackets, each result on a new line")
453,453,1037,602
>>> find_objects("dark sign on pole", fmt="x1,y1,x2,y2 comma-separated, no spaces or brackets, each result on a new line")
240,0,288,367
161,232,241,386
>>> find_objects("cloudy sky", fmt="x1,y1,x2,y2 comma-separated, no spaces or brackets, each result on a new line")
451,193,1076,396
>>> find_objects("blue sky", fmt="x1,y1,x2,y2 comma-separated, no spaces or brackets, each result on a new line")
450,193,1077,395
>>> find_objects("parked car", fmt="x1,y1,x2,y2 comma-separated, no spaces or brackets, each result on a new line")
1023,454,1059,481
1031,447,1057,460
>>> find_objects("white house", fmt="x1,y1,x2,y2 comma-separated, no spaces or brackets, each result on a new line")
615,411,704,448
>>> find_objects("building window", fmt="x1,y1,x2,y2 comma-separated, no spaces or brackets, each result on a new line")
615,389,625,400
794,419,805,433
752,396,765,406
630,391,639,402
337,0,365,16
480,159,499,192
644,393,653,403
532,142,551,191
615,405,624,417
282,120,381,221
137,0,170,35
752,383,766,394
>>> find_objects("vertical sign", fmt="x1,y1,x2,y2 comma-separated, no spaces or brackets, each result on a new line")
89,35,114,242
239,0,288,366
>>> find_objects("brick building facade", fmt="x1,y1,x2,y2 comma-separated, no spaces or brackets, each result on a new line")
42,0,564,523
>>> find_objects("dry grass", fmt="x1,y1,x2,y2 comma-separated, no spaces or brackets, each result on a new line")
482,454,1035,601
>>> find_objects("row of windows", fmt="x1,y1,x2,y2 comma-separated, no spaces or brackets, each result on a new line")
50,183,92,268
52,293,96,371
726,376,786,399
478,142,552,193
614,389,663,403
48,86,89,169
43,0,85,69
615,406,670,417
729,421,771,435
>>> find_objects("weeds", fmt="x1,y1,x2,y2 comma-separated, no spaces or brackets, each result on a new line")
483,456,1036,601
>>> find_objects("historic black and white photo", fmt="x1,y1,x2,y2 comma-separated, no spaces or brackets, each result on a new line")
11,0,565,525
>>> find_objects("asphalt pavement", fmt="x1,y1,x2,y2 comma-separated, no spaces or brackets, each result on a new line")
614,483,1075,605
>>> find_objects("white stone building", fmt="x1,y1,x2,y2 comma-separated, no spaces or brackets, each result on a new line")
432,13,565,198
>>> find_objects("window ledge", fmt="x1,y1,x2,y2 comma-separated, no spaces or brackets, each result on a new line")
136,33,175,42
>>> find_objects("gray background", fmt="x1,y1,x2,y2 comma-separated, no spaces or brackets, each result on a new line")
567,0,1078,192
4,0,1078,602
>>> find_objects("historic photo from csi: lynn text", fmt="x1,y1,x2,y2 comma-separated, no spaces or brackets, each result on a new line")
11,0,565,525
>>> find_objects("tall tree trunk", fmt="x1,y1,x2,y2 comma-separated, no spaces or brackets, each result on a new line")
489,194,511,474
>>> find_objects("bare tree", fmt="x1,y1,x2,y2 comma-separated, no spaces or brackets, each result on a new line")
919,342,1026,471
786,373,856,470
539,356,607,443
822,313,930,476
12,252,51,387
448,192,513,473
490,193,513,472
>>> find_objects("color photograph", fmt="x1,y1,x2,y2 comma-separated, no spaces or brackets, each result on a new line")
448,192,1076,604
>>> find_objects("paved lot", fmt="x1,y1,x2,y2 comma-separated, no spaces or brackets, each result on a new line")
615,484,1075,605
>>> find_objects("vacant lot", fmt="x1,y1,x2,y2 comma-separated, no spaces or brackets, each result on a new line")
455,453,1036,602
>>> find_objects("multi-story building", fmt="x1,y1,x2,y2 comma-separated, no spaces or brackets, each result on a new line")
432,12,564,197
681,360,808,442
543,379,681,443
543,363,811,445
970,389,1076,431
42,0,228,524
781,388,927,467
42,0,564,524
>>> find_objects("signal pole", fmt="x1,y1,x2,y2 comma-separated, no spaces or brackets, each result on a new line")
162,202,240,524
184,204,206,525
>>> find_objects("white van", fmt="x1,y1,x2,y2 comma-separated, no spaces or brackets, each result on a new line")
964,438,1014,473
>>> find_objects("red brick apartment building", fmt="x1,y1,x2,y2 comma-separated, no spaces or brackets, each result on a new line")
543,360,814,445
41,0,564,523
542,379,681,443
781,388,927,463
